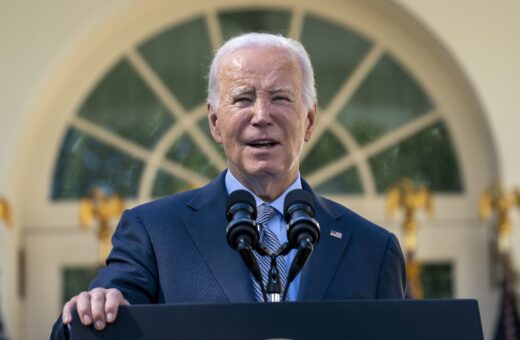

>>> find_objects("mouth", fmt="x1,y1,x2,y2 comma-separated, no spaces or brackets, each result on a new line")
246,138,279,149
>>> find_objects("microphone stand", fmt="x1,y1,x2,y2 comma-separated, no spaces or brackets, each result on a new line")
267,254,282,302
281,237,314,301
256,233,318,302
257,242,290,303
236,237,268,303
255,239,316,302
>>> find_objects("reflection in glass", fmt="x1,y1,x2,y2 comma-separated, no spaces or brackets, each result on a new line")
152,170,190,198
79,60,174,149
165,133,220,178
338,54,432,145
62,266,100,305
139,17,212,111
52,128,145,199
421,262,453,298
369,123,462,193
315,167,362,194
301,129,348,175
301,15,372,108
197,118,226,159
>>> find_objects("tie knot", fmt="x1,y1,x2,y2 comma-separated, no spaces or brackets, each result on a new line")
257,204,277,226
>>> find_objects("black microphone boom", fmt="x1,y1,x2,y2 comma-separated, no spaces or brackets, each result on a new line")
283,189,320,300
226,190,267,301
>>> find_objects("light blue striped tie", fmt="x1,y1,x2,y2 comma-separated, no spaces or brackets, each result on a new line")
251,204,288,302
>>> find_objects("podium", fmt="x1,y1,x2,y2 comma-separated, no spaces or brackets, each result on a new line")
71,300,483,340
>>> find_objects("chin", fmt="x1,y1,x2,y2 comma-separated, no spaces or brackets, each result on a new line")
252,164,293,179
241,164,275,177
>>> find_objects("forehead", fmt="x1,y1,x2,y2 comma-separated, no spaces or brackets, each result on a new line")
218,46,302,85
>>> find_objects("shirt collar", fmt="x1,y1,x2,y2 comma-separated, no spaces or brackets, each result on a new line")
225,169,302,215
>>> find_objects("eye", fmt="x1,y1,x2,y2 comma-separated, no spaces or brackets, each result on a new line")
273,95,292,102
233,96,252,106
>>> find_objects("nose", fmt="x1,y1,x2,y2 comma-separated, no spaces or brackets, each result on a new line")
251,97,272,126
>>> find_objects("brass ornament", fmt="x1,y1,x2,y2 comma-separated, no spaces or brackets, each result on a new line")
387,178,434,298
387,178,433,252
80,188,124,264
0,197,12,227
479,183,520,254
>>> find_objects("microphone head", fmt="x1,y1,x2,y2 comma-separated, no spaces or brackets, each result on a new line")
226,190,259,250
226,190,257,221
283,189,315,223
284,189,320,248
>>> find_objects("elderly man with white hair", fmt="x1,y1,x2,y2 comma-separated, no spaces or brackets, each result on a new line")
52,32,405,339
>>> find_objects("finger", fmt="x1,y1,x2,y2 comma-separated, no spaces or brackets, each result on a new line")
90,288,108,330
105,288,126,323
76,291,93,326
62,296,78,324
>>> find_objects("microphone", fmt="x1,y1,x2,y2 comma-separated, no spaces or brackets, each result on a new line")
226,190,258,250
284,189,320,249
226,190,266,301
282,189,320,300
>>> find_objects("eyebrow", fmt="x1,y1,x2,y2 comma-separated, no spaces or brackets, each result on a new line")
229,86,295,97
269,87,295,96
230,86,254,97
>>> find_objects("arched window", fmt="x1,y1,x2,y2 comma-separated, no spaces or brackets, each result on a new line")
51,8,463,202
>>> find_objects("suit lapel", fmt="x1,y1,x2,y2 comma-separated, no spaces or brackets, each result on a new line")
181,172,255,302
179,173,352,302
297,182,352,301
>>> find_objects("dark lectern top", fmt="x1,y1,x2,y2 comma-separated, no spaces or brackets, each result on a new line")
71,299,483,340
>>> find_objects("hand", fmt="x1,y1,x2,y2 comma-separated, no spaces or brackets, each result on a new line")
61,287,130,330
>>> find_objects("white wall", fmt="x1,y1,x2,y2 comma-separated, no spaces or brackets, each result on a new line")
0,0,130,193
0,2,129,338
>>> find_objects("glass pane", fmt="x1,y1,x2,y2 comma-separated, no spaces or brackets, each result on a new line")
338,54,433,145
301,15,372,108
197,118,226,159
165,133,220,178
52,128,145,199
139,17,212,111
152,170,191,198
315,167,362,194
369,123,463,193
219,9,291,39
421,262,454,298
78,59,174,149
62,266,99,305
301,129,348,176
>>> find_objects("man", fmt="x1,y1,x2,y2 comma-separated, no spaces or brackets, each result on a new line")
52,32,405,338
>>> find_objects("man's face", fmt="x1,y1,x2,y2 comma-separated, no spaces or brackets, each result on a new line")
208,46,316,185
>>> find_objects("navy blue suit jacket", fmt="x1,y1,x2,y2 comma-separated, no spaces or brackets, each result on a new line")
52,172,405,338
93,171,405,301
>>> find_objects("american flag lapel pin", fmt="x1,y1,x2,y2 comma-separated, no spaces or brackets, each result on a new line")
330,230,343,239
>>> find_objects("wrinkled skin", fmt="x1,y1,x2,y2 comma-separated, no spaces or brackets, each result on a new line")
208,46,317,201
62,287,129,330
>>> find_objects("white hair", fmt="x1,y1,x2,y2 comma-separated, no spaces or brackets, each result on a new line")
207,32,317,109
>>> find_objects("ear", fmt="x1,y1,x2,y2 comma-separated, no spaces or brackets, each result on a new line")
207,102,223,144
304,102,317,142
